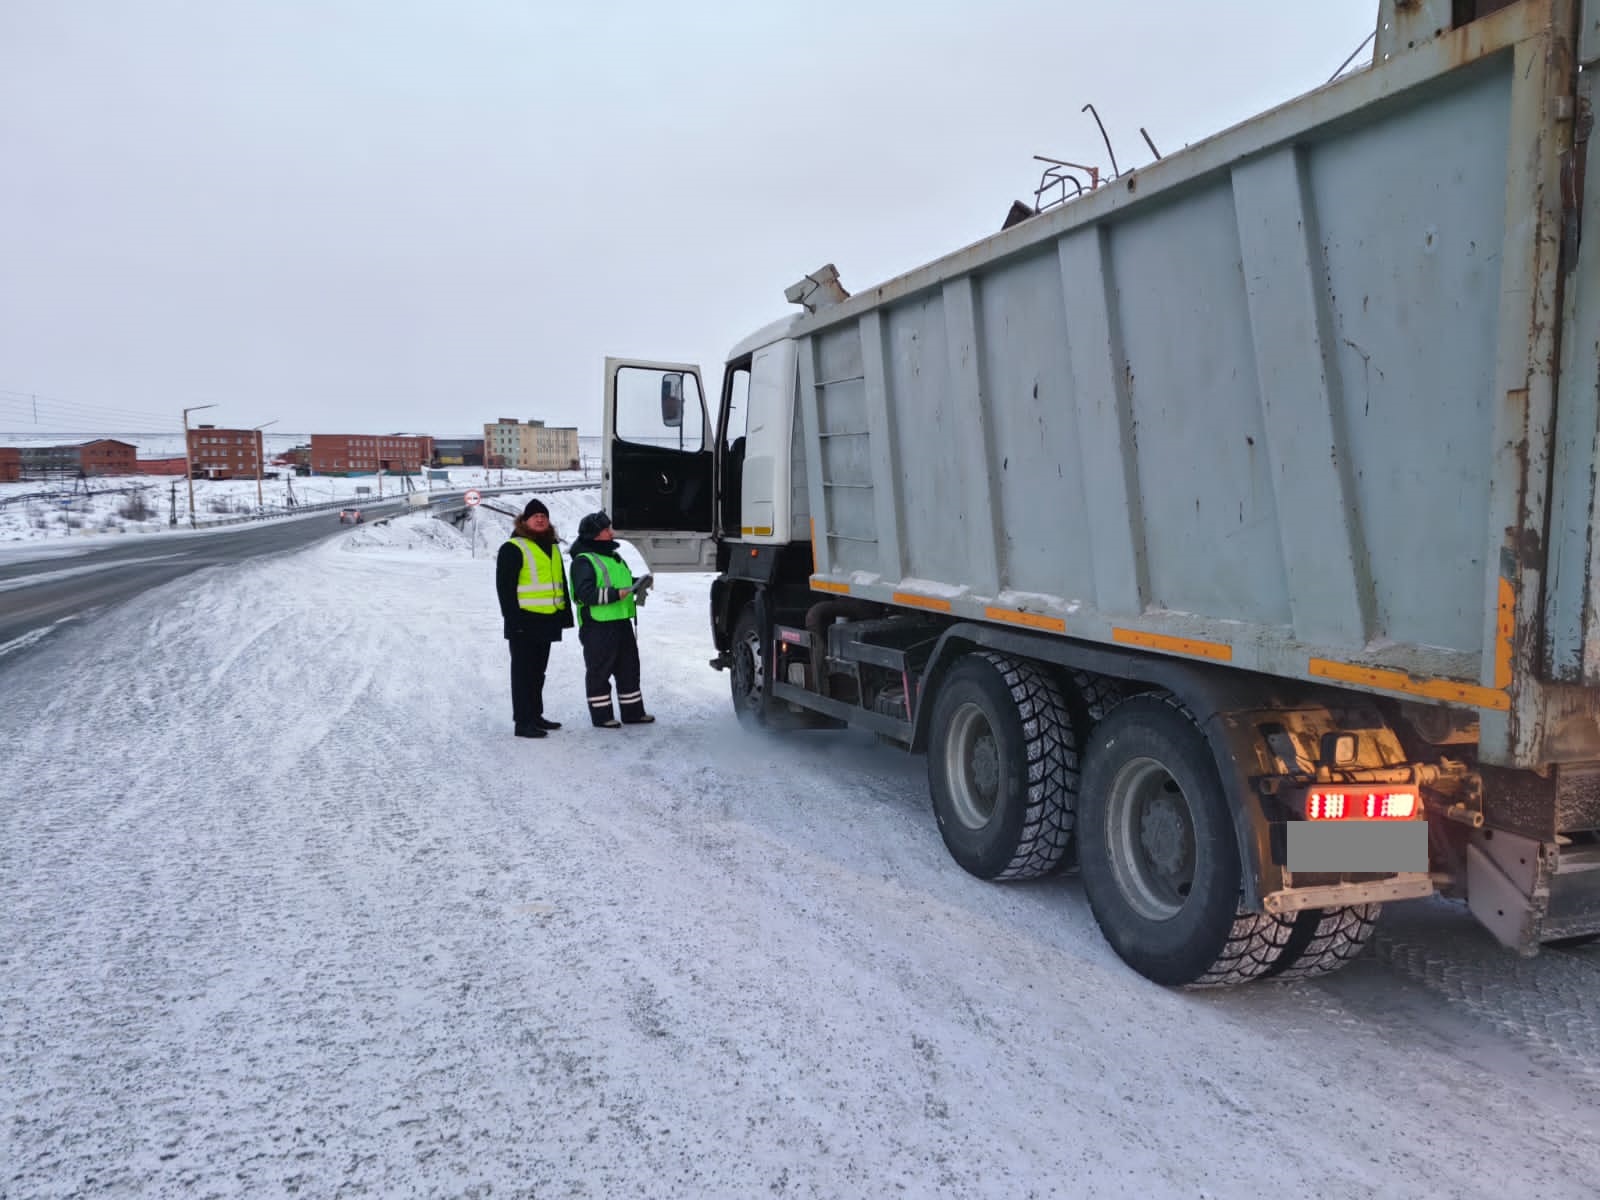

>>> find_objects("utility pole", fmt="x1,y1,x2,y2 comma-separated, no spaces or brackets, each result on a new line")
252,419,277,510
169,479,178,526
182,403,217,525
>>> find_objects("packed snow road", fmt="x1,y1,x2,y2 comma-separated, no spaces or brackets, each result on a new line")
3,498,1598,1198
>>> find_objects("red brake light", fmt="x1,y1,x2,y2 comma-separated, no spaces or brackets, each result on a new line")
1307,792,1347,820
1306,790,1418,821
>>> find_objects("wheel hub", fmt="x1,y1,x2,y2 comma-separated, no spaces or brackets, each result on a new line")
969,735,999,796
1106,758,1197,921
734,630,763,703
1139,798,1189,877
943,702,1001,829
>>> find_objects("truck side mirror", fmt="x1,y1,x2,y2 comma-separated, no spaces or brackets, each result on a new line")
661,373,684,428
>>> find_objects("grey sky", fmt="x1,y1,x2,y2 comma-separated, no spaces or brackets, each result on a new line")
0,1,1375,437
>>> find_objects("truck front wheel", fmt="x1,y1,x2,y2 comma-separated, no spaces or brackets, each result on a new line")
729,607,769,727
926,652,1078,881
1077,695,1292,987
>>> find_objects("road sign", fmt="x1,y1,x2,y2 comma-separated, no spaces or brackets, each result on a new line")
464,489,481,507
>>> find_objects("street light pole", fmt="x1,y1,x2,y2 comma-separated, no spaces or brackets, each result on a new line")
182,403,218,526
252,419,278,510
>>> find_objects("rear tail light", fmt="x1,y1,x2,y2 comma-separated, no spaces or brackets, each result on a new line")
1305,790,1418,821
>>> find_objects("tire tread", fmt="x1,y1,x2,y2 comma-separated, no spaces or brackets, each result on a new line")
1265,905,1382,982
973,652,1078,881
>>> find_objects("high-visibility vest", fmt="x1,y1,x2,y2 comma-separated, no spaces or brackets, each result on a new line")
510,538,567,613
575,551,635,624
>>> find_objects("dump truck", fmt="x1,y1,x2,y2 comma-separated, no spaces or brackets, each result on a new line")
600,0,1600,986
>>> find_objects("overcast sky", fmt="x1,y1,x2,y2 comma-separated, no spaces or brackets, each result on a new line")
0,1,1375,438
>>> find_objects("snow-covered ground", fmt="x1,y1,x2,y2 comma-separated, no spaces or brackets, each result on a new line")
0,465,594,543
3,492,1598,1198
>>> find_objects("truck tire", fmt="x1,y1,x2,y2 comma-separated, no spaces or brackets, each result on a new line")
1261,905,1381,981
1077,694,1293,987
1067,670,1123,725
927,652,1078,881
729,606,771,728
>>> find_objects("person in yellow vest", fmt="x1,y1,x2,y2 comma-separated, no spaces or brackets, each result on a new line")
569,510,655,728
495,498,573,738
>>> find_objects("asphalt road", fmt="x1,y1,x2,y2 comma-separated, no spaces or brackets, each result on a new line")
0,499,417,661
0,481,597,665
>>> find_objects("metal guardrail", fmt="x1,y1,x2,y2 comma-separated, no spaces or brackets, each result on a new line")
184,481,602,529
1,479,600,537
0,483,151,510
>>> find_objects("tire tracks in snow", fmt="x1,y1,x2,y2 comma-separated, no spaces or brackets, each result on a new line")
1365,898,1600,1090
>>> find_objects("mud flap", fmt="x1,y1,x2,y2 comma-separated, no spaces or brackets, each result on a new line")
1467,829,1600,950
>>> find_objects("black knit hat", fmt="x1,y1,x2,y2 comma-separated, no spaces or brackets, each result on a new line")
520,498,550,520
577,510,612,539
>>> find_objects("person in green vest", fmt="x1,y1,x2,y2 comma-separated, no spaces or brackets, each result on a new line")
495,498,573,738
569,510,655,728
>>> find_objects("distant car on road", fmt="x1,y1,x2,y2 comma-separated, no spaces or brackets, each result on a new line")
338,508,364,525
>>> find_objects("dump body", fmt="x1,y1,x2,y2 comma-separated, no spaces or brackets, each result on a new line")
790,0,1598,771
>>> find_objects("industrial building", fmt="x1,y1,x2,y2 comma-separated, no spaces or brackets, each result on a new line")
432,437,485,467
482,418,579,471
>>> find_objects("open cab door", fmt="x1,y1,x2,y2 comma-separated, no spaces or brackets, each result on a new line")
602,357,717,571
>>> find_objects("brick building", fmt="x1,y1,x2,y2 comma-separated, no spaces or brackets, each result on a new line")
482,418,579,471
0,447,19,482
134,455,189,475
187,425,262,480
309,433,433,476
6,438,138,478
79,439,139,475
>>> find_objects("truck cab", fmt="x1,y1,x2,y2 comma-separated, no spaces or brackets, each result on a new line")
602,315,807,576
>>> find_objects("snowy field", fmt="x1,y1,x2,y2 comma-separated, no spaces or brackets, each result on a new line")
0,428,603,542
0,465,594,543
2,491,1599,1198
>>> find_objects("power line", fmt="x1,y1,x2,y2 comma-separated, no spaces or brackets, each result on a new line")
0,388,190,431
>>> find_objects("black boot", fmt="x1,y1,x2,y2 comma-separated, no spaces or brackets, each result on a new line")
514,723,548,739
534,717,562,731
589,693,619,728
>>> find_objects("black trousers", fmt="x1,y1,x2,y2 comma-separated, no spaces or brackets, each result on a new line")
508,634,554,726
579,620,646,724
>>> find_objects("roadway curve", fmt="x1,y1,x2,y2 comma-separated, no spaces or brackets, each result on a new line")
0,500,416,661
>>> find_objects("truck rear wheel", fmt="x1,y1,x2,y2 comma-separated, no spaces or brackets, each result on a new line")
926,652,1078,881
1078,695,1292,987
1262,905,1381,981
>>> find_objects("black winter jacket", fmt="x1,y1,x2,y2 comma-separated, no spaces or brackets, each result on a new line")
496,537,574,640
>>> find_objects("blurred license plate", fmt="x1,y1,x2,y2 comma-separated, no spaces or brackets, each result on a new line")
1285,821,1429,873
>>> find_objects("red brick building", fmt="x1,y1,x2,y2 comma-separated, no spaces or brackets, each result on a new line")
134,455,188,475
310,433,434,475
187,425,262,480
5,439,138,478
0,447,20,482
79,439,138,475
